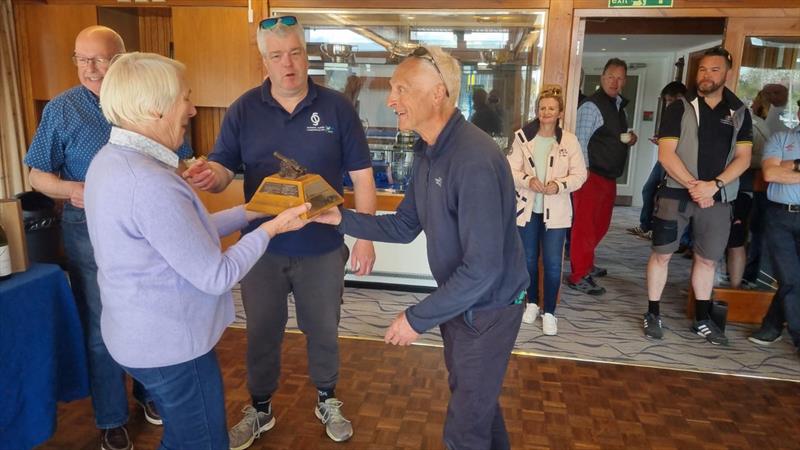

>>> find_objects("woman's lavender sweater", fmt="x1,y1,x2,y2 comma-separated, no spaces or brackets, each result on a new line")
85,128,269,368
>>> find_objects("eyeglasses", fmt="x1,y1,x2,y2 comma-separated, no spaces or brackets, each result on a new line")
408,46,450,98
259,15,298,30
72,54,115,68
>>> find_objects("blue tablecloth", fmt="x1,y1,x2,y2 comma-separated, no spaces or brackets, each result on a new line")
0,263,89,450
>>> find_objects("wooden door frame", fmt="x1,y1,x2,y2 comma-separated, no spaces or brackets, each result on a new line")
564,7,799,131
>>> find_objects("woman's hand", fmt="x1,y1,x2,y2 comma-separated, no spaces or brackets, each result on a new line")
528,177,546,193
543,181,558,195
259,203,311,238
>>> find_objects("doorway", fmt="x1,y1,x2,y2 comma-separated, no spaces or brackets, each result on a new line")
572,17,724,206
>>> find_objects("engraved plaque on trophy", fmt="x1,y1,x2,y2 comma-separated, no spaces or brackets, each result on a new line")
246,152,343,219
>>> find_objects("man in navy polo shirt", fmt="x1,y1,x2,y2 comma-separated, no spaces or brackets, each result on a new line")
184,16,375,447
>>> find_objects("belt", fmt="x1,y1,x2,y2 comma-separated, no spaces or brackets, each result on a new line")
769,201,800,212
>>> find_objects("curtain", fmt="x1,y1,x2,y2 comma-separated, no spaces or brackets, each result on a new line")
0,0,29,198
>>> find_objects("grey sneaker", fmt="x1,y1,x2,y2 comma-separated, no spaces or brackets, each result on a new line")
315,398,353,442
691,319,729,345
566,275,606,296
643,313,663,340
589,266,608,278
229,405,275,450
627,225,652,240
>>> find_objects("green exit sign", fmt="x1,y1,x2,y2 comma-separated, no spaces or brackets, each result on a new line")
609,0,673,7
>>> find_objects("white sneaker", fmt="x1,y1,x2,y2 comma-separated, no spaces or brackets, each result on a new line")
542,313,557,335
522,303,539,324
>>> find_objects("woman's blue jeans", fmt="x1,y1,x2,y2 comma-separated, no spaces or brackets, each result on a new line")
123,350,229,450
517,213,567,314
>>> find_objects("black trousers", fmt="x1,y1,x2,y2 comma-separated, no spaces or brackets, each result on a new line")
440,302,523,450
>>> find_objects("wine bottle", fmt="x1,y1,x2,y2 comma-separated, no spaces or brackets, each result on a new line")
0,222,12,280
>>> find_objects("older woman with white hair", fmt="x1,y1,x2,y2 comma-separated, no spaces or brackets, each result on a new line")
83,52,310,449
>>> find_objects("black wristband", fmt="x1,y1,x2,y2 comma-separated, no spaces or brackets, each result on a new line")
794,159,800,173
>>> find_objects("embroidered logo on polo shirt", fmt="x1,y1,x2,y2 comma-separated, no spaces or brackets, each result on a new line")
720,114,734,126
435,177,443,187
306,112,335,134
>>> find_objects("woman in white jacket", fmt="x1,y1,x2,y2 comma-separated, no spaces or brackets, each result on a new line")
507,86,587,335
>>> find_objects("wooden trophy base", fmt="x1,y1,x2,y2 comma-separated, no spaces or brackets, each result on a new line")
246,173,343,219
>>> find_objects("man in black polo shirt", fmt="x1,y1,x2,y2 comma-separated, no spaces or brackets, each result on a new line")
184,16,376,448
643,47,752,345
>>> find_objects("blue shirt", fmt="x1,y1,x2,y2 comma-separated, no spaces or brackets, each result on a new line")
25,85,192,183
763,126,800,205
85,127,270,368
210,77,371,257
575,97,623,166
339,111,529,333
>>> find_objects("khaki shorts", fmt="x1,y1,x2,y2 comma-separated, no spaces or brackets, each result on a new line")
651,196,732,261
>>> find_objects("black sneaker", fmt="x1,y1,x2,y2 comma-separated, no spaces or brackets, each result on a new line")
101,426,132,450
748,327,783,346
643,313,663,340
137,398,163,425
691,319,729,345
566,275,606,296
589,266,608,278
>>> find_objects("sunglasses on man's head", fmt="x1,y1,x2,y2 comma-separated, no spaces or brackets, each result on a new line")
408,46,450,98
259,15,298,30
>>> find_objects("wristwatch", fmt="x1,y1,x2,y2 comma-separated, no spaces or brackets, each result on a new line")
794,159,800,172
714,178,725,190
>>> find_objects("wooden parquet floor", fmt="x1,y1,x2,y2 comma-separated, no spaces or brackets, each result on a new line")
38,328,800,450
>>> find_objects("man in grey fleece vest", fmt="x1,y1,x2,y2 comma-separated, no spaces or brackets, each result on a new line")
643,47,753,345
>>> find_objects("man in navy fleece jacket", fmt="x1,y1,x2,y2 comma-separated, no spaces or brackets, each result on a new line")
315,46,528,450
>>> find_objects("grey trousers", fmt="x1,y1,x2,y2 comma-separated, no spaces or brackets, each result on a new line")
441,302,523,450
241,244,348,396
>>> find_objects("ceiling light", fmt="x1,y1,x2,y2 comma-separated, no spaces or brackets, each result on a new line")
620,37,628,41
601,48,607,51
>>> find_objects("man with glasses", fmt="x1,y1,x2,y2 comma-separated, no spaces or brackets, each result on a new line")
313,45,528,450
184,16,375,447
24,26,191,450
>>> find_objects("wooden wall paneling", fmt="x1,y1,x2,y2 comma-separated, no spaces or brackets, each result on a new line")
17,4,96,101
29,0,249,6
268,0,549,9
190,107,227,157
542,0,573,90
173,6,262,107
138,7,172,57
13,3,96,145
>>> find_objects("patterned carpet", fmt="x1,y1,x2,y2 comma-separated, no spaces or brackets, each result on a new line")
231,206,799,382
